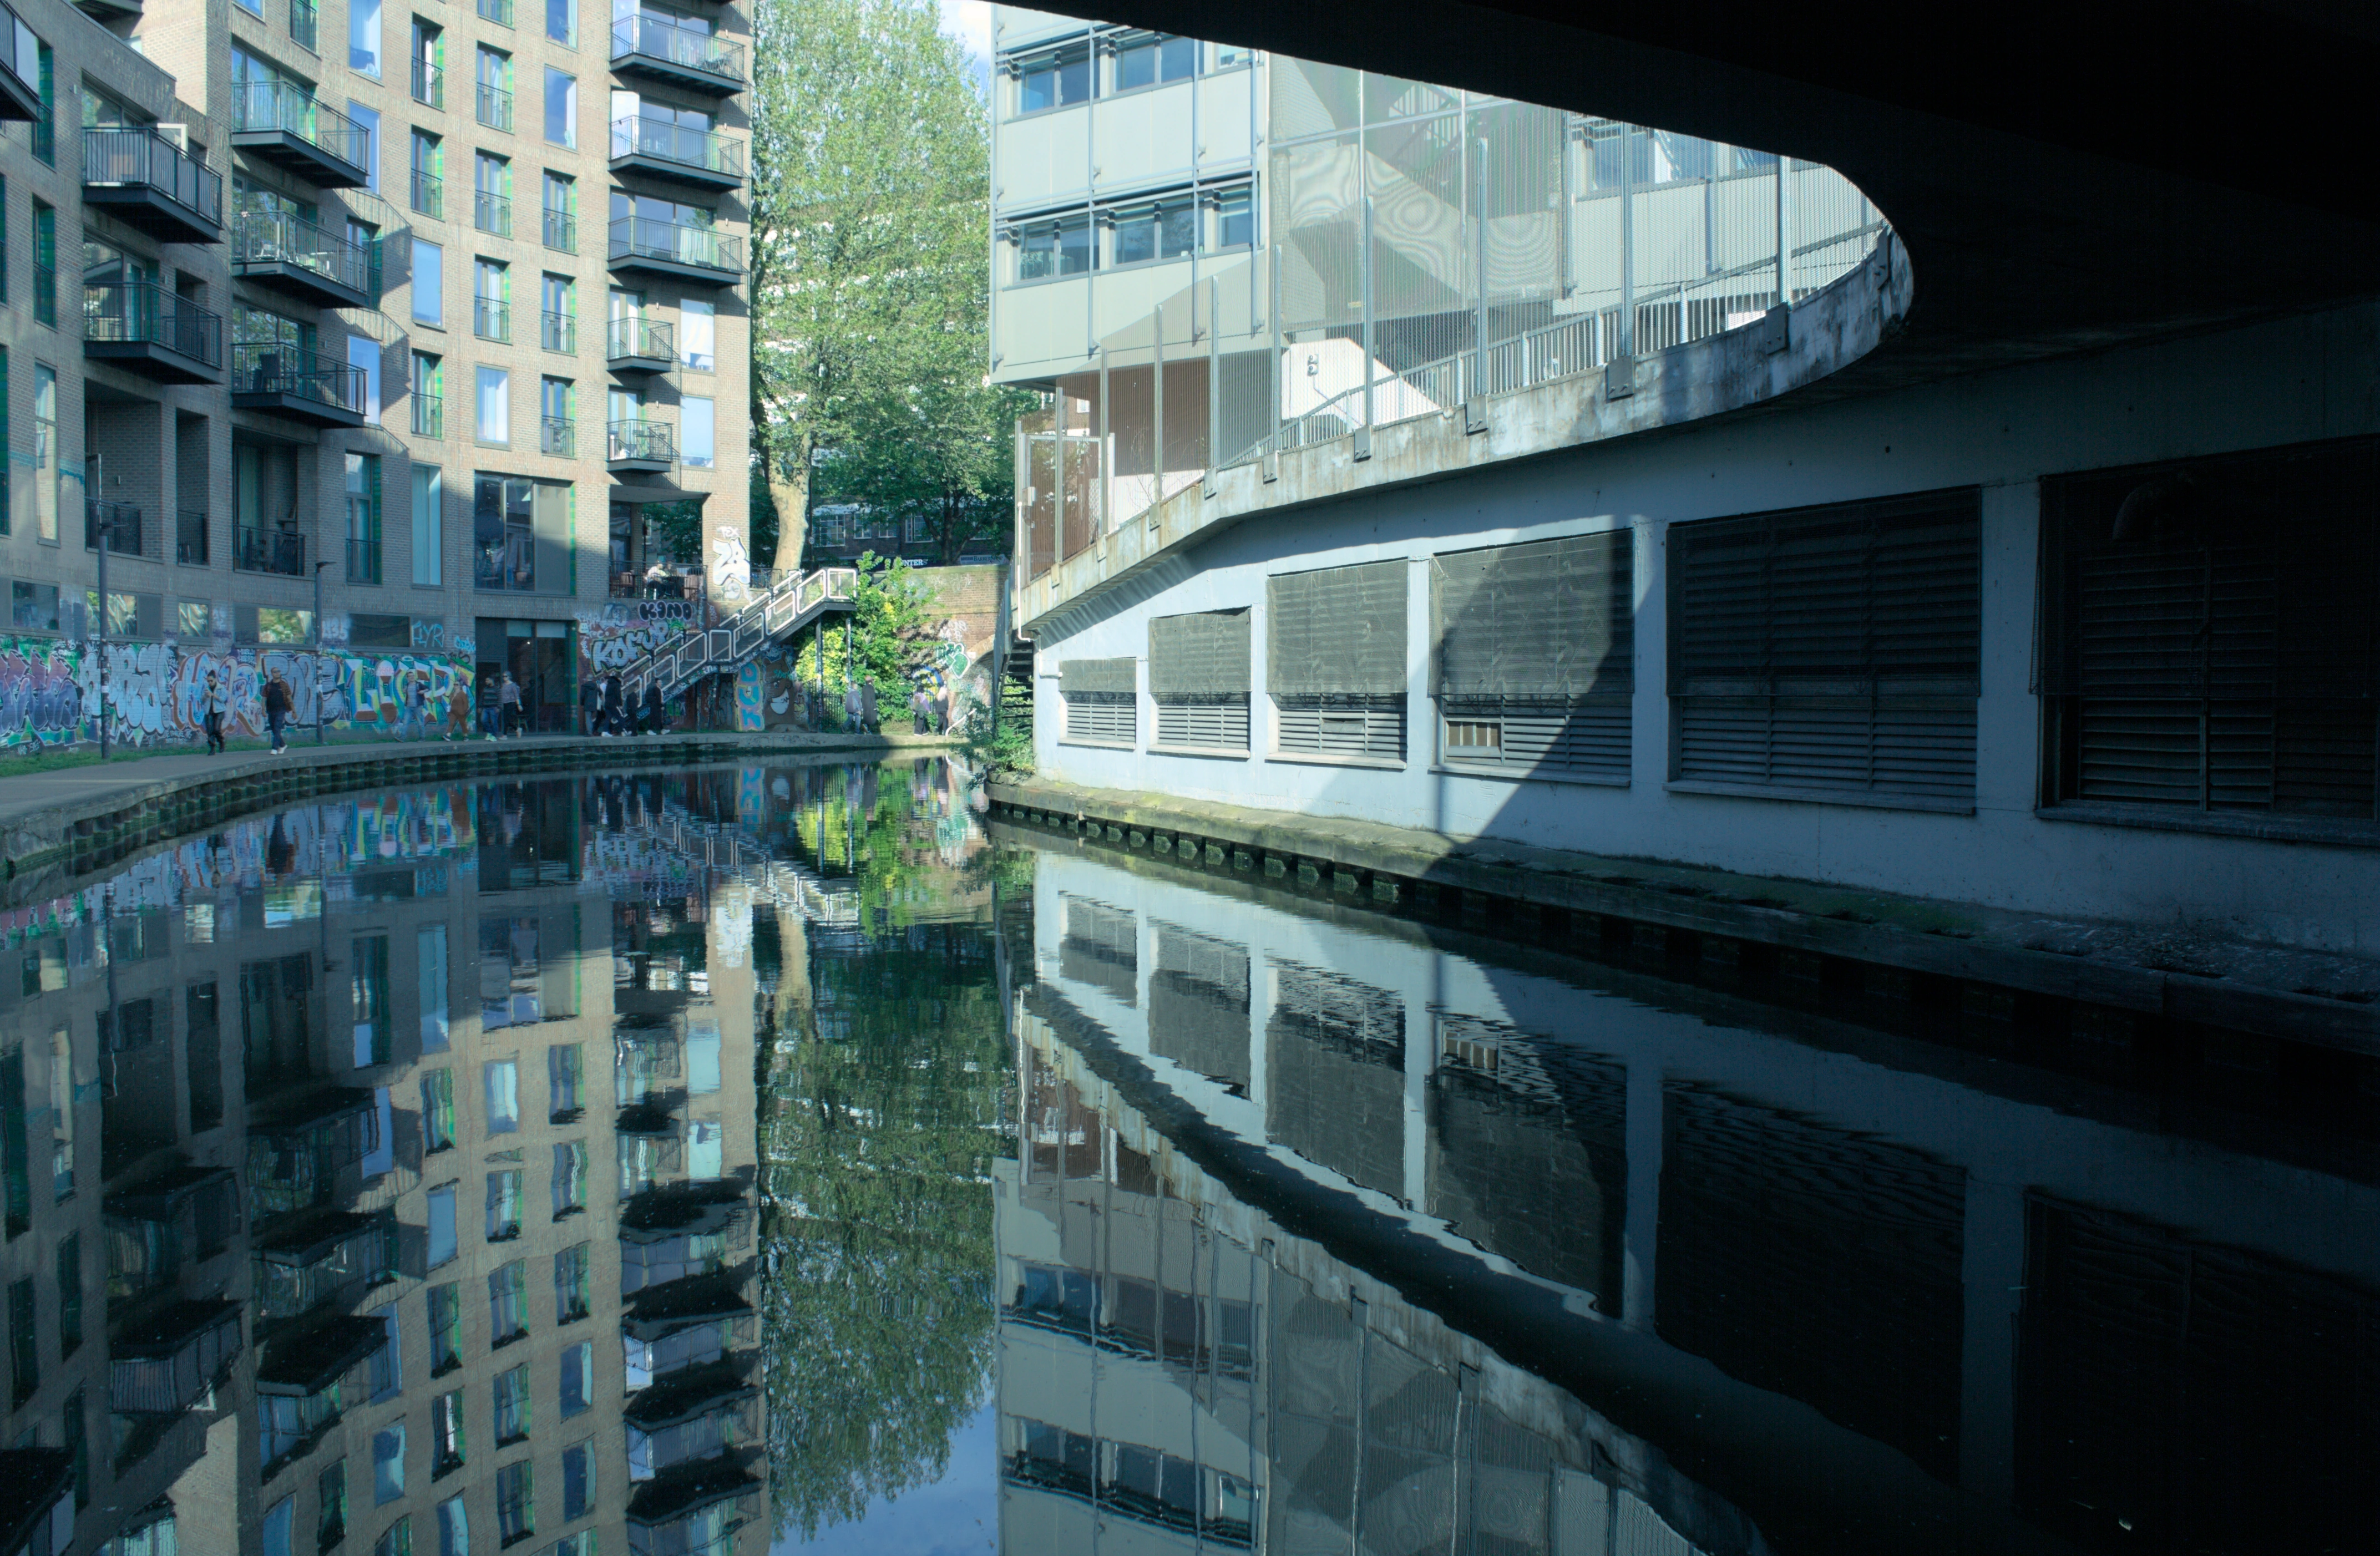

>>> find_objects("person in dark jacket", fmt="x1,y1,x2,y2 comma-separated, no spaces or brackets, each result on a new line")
263,670,293,753
640,682,665,735
580,676,603,736
600,673,625,736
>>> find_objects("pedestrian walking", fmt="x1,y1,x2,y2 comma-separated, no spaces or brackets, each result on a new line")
404,672,428,740
580,675,603,736
859,681,878,733
600,673,625,736
641,682,665,736
202,670,230,755
498,672,523,737
262,670,293,754
911,686,931,734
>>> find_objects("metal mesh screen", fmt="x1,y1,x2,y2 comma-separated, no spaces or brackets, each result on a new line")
1267,562,1407,697
1059,657,1137,696
1431,529,1633,698
1148,610,1251,701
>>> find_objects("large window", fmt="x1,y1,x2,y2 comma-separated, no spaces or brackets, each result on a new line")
1268,561,1409,761
2037,438,2378,835
1014,43,1091,113
544,68,576,146
681,396,713,468
1148,610,1250,751
412,237,443,323
1668,489,1981,809
475,366,510,443
411,466,443,586
1015,215,1091,281
1431,530,1634,781
679,298,713,371
350,0,383,77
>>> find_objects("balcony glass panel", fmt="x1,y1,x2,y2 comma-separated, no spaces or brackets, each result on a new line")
83,128,225,227
608,217,741,273
233,207,373,296
609,116,742,181
610,16,746,85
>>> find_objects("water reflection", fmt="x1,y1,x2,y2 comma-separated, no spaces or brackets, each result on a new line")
8,766,2376,1556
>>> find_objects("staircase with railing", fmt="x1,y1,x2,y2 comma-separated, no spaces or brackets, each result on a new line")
617,567,859,703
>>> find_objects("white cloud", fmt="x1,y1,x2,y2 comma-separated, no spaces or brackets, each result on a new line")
938,0,993,68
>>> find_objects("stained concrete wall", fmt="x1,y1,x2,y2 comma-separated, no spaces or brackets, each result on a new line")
1027,298,2380,955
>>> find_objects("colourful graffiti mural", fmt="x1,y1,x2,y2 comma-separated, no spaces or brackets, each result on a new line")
0,636,477,749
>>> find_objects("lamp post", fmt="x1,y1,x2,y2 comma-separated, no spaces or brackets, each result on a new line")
314,560,331,746
95,504,113,761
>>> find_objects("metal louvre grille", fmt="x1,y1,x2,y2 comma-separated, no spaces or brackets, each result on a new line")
1669,489,1981,804
1432,530,1634,700
1154,701,1250,751
1440,698,1629,779
1275,698,1406,761
2039,439,2378,822
1061,693,1135,746
1267,562,1408,698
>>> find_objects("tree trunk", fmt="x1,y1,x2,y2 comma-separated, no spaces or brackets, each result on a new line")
771,462,810,576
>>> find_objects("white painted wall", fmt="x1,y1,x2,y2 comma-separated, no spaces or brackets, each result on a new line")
1029,301,2380,954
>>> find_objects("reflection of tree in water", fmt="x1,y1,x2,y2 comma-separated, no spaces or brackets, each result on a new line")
753,829,1020,1541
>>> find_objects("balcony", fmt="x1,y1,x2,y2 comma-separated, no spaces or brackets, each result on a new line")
178,509,208,565
83,128,224,244
411,57,444,109
474,186,513,238
609,418,676,474
229,81,372,187
541,310,576,353
85,500,143,556
231,207,374,309
608,115,743,192
474,295,511,342
234,342,367,427
110,1299,243,1415
413,389,443,438
411,167,443,219
610,15,746,97
83,281,226,384
626,1464,761,1556
0,1,43,121
256,1210,391,1327
624,1370,758,1481
608,217,743,286
477,81,514,133
541,417,577,457
607,314,675,372
236,526,306,576
543,207,576,253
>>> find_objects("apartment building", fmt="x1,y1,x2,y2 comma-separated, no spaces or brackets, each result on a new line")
0,773,767,1556
0,0,748,741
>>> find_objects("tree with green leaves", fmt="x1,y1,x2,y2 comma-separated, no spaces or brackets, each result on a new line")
793,552,943,709
748,0,1030,572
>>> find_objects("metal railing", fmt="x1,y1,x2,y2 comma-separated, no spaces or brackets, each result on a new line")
411,58,444,109
607,418,674,464
232,206,373,296
619,567,858,703
87,500,144,556
540,310,575,352
83,280,225,368
474,296,510,341
476,81,513,133
608,116,743,181
347,536,381,584
236,526,307,577
83,128,225,229
178,510,208,566
288,0,316,51
607,217,742,273
413,389,443,438
474,187,512,237
231,81,372,173
541,207,576,252
540,416,576,457
234,341,368,414
610,16,746,85
477,0,513,24
410,167,443,219
607,314,674,362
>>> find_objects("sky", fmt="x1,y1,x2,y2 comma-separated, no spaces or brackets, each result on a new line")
768,1402,1002,1556
939,0,994,89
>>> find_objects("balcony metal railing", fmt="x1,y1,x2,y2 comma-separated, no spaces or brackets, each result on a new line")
477,82,514,133
231,81,373,172
607,418,675,464
609,116,743,181
177,509,207,565
413,389,443,438
540,310,575,352
610,16,746,85
83,128,225,228
474,296,510,341
83,280,226,368
411,168,444,219
236,526,307,577
288,0,316,52
232,206,374,296
347,536,382,585
234,340,368,414
87,500,144,556
608,217,742,274
477,0,513,25
607,314,674,362
542,207,576,252
474,187,513,237
411,57,444,108
541,416,576,457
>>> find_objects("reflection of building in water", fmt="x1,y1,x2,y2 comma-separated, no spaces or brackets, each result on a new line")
1007,845,2380,1556
0,776,770,1556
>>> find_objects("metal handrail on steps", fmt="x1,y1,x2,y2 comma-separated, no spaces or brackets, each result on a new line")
617,567,859,702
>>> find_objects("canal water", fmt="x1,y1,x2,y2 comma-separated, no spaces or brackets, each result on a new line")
17,762,2373,1556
